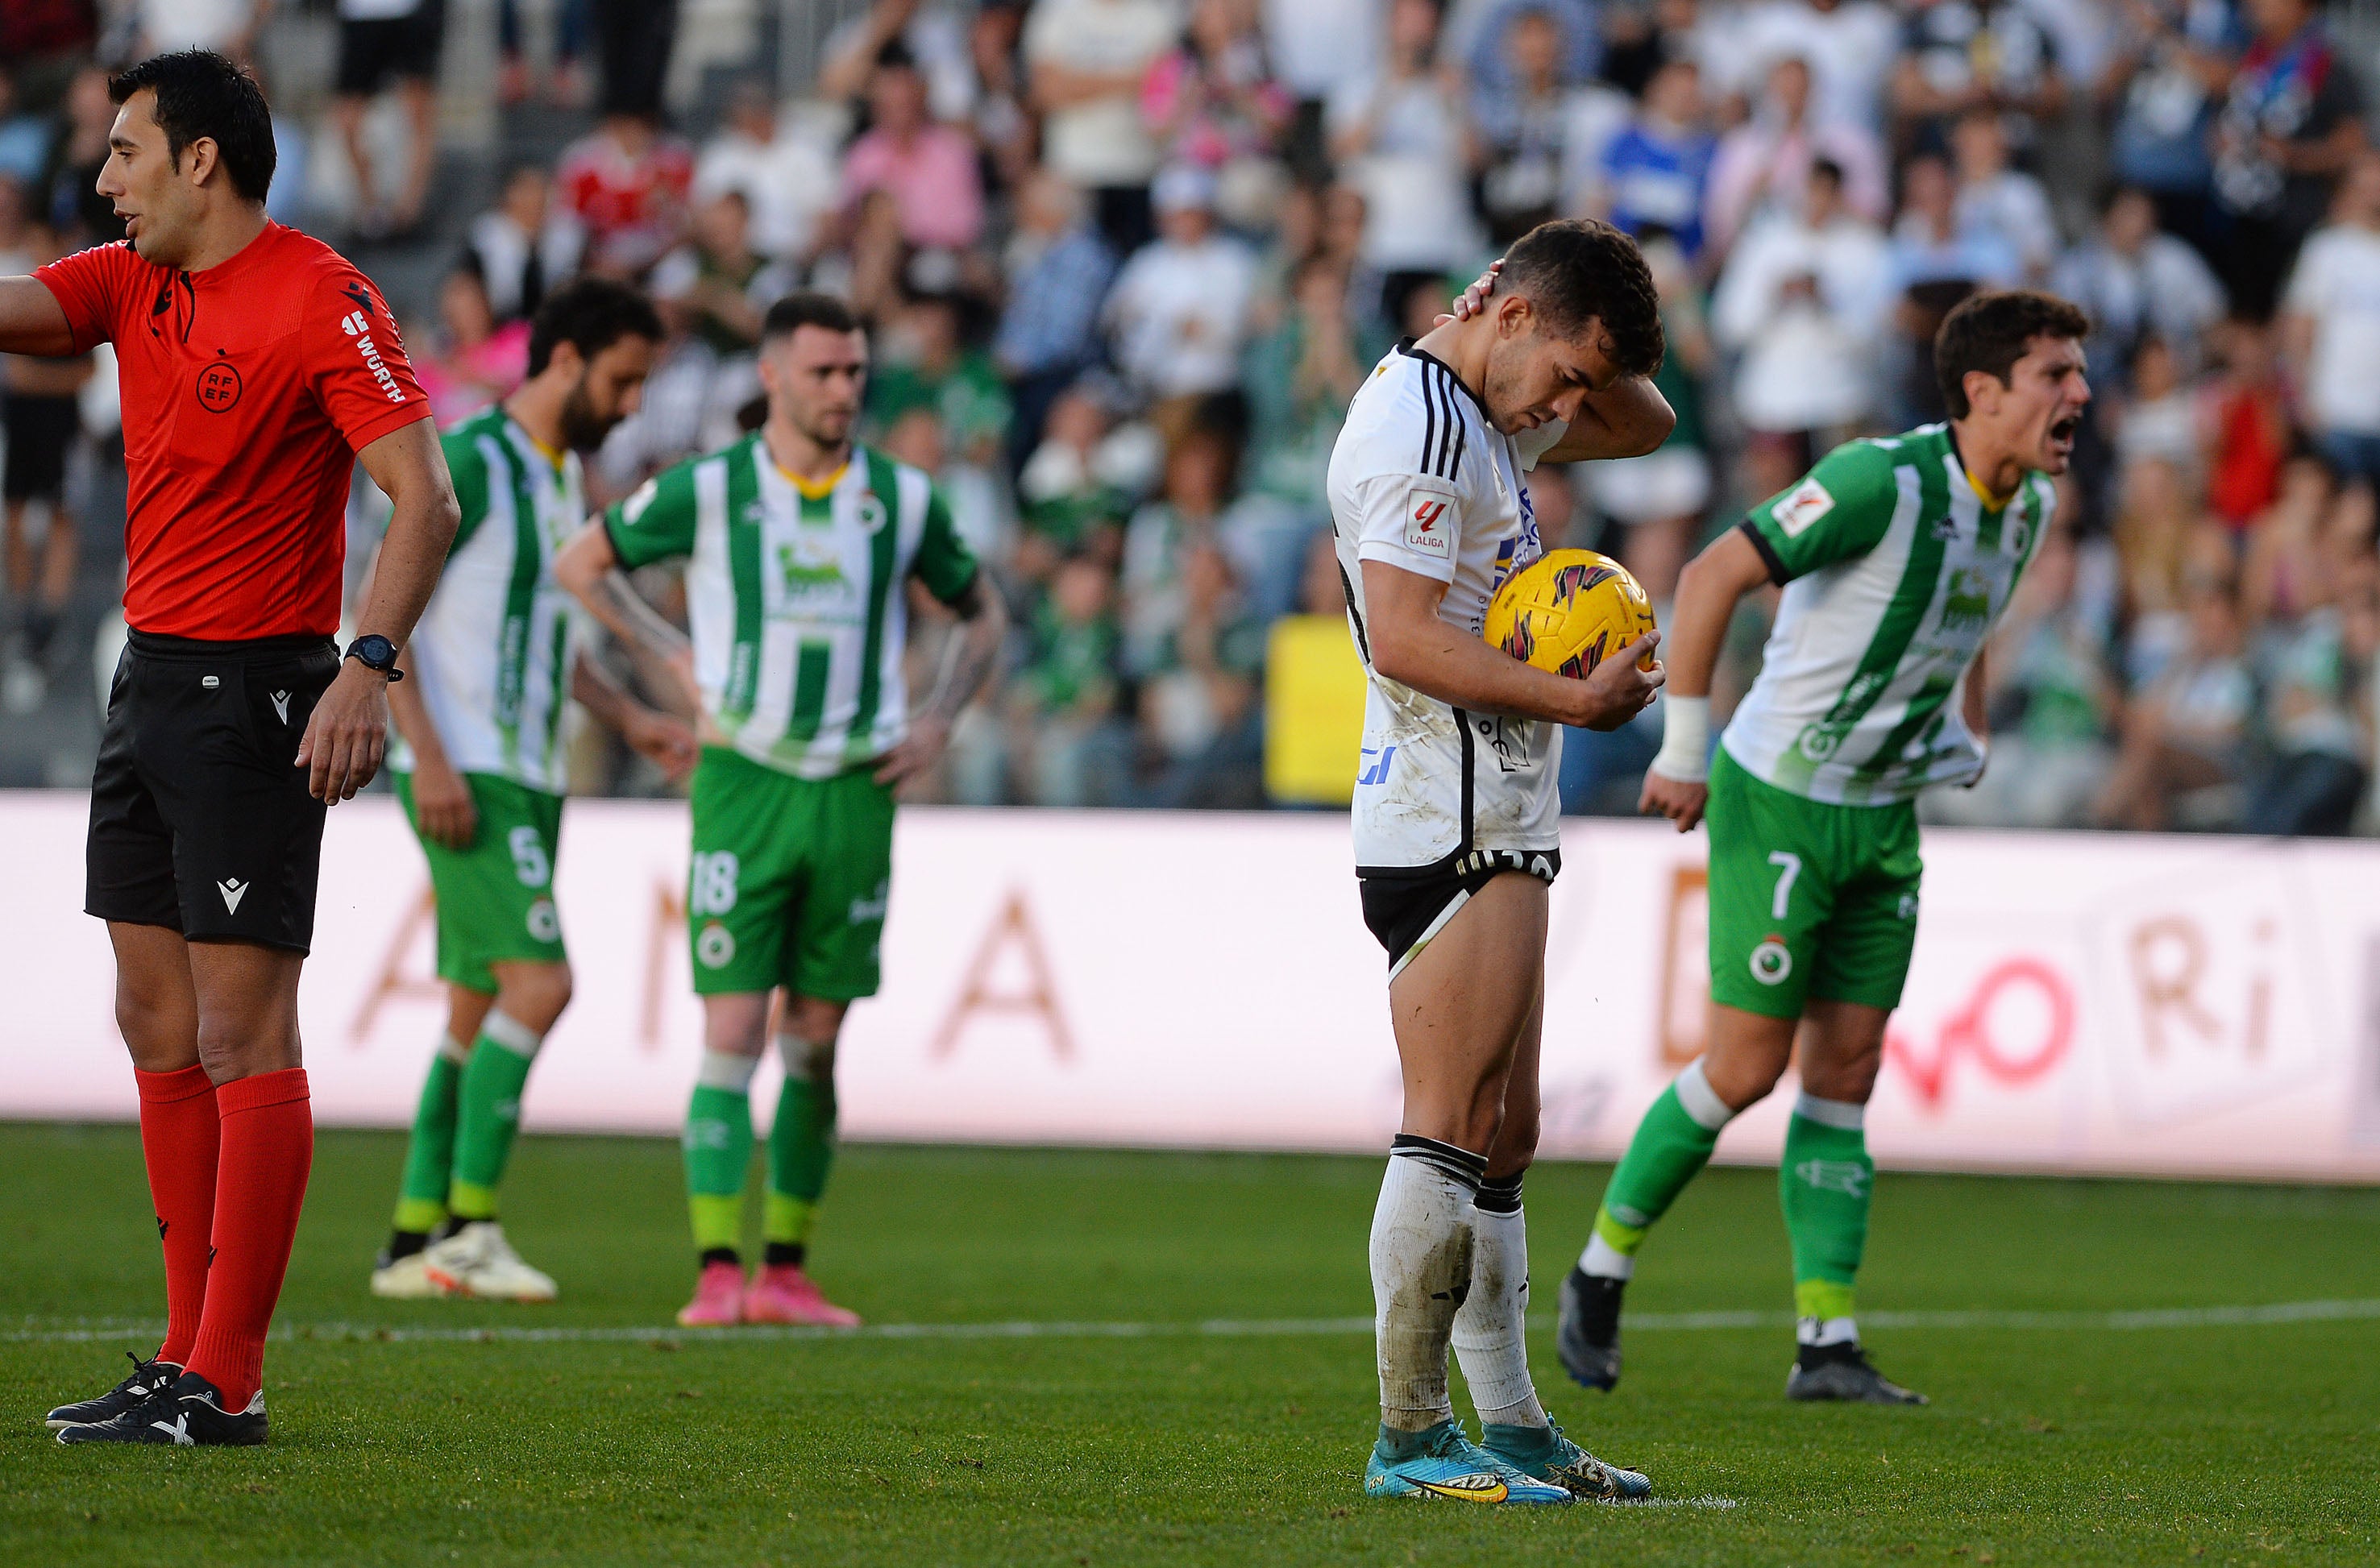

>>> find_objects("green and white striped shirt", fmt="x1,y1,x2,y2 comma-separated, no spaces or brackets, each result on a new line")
604,436,979,780
1724,424,2053,805
393,404,585,794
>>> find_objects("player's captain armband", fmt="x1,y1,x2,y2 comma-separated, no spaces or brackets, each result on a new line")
1772,475,1834,537
1401,476,1460,560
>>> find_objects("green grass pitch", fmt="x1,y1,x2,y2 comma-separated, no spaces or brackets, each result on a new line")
2,1124,2378,1566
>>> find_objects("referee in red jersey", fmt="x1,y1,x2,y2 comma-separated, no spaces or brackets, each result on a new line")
0,52,459,1446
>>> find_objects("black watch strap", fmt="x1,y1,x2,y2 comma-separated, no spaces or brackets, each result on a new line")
345,634,404,682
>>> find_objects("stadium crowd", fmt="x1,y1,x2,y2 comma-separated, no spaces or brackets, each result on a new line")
3,0,2379,832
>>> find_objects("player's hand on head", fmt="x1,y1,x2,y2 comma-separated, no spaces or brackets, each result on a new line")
296,660,393,803
1572,631,1664,732
1436,259,1503,326
1639,769,1708,833
413,758,478,848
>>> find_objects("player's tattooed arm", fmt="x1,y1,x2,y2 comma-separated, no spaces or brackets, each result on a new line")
1361,558,1661,732
571,648,698,783
877,575,1011,789
554,522,700,712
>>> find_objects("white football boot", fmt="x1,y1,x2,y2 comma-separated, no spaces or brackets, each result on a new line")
422,1221,559,1302
370,1249,449,1300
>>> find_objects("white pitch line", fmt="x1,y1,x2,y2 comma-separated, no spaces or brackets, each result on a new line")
6,1298,2380,1347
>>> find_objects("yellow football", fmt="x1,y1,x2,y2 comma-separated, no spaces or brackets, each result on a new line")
1484,549,1657,678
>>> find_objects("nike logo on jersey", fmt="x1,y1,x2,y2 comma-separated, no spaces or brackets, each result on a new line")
218,878,249,915
270,690,291,724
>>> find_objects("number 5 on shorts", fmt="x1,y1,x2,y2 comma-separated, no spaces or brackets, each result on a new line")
1766,851,1801,920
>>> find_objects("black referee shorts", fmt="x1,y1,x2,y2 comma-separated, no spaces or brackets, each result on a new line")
87,632,343,953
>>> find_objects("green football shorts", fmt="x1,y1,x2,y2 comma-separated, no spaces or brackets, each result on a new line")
685,747,895,1001
394,769,567,993
1705,745,1922,1020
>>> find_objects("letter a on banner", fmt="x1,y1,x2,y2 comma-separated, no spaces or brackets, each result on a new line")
349,886,442,1043
929,888,1075,1063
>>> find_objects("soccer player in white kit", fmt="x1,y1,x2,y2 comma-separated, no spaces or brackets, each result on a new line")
1329,220,1672,1503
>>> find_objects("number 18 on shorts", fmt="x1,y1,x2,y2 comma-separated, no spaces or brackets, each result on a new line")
1705,748,1923,1019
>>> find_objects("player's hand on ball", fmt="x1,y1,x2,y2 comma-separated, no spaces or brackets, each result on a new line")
873,714,951,792
297,660,391,803
1436,259,1502,326
1571,632,1664,731
1639,769,1709,832
411,757,479,848
626,707,699,784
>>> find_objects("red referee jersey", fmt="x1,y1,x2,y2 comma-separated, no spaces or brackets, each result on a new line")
34,222,430,640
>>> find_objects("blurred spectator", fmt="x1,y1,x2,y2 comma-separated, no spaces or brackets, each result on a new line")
558,111,695,276
1879,153,2021,424
1736,0,1903,134
1263,0,1383,180
1472,5,1629,246
693,81,839,266
1594,59,1718,263
331,0,446,237
0,6,97,120
2113,334,2201,473
820,0,980,124
1455,0,1598,99
1026,0,1181,252
462,165,587,326
2054,185,2228,380
840,44,987,253
1948,109,2058,280
1,204,88,712
968,2,1037,192
2211,0,2365,319
412,268,529,423
650,192,800,356
2202,317,2292,530
497,0,592,106
1010,554,1129,805
1016,385,1149,570
2096,0,2241,255
872,289,1011,467
1713,157,1888,450
1892,0,2066,154
1144,0,1294,178
2281,153,2380,492
1103,165,1258,414
1586,234,1714,607
995,171,1117,469
134,0,261,58
1243,255,1381,514
1136,540,1267,803
1705,53,1890,259
1329,0,1483,317
2095,566,2257,830
592,0,679,122
39,65,117,245
2111,454,2211,686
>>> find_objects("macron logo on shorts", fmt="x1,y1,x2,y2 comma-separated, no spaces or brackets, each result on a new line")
218,878,249,915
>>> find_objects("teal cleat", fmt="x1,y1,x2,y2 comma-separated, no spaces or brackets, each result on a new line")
1482,1420,1653,1500
1363,1420,1574,1505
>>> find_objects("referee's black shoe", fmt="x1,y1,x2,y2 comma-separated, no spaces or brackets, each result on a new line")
56,1371,268,1446
44,1352,183,1430
1786,1340,1929,1405
1556,1265,1626,1392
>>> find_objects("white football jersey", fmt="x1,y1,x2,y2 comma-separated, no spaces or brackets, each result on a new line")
1327,342,1568,872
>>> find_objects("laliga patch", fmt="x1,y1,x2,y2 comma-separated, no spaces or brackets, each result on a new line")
1402,477,1459,559
1772,475,1834,538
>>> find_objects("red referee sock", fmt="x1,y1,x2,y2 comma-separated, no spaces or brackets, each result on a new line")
185,1068,314,1411
134,1064,219,1368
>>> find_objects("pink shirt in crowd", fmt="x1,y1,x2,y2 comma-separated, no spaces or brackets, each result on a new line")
840,124,986,250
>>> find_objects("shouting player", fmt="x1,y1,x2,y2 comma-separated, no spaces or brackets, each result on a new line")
1558,290,2091,1405
1331,219,1669,1504
371,278,698,1304
556,292,1007,1327
2,52,459,1445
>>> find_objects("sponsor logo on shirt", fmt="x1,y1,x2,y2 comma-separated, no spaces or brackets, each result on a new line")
341,306,411,404
1402,477,1459,558
1939,566,1993,633
1772,475,1834,537
1355,745,1398,786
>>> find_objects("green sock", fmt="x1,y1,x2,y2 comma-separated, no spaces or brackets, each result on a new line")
393,1035,470,1234
684,1053,758,1255
448,1011,542,1222
764,1071,837,1256
1780,1095,1872,1322
1588,1060,1734,1265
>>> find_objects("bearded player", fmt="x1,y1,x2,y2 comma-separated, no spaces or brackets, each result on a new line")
1331,219,1671,1504
557,292,1007,1327
370,277,699,1304
1557,290,2091,1406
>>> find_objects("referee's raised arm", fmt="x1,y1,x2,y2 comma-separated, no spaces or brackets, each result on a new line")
0,276,80,358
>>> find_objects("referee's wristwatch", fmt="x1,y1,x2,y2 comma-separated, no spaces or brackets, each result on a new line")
344,633,405,682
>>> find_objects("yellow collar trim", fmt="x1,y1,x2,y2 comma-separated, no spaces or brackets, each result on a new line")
778,460,849,500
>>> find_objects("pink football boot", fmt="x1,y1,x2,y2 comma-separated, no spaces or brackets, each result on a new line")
675,1259,746,1326
742,1263,862,1327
